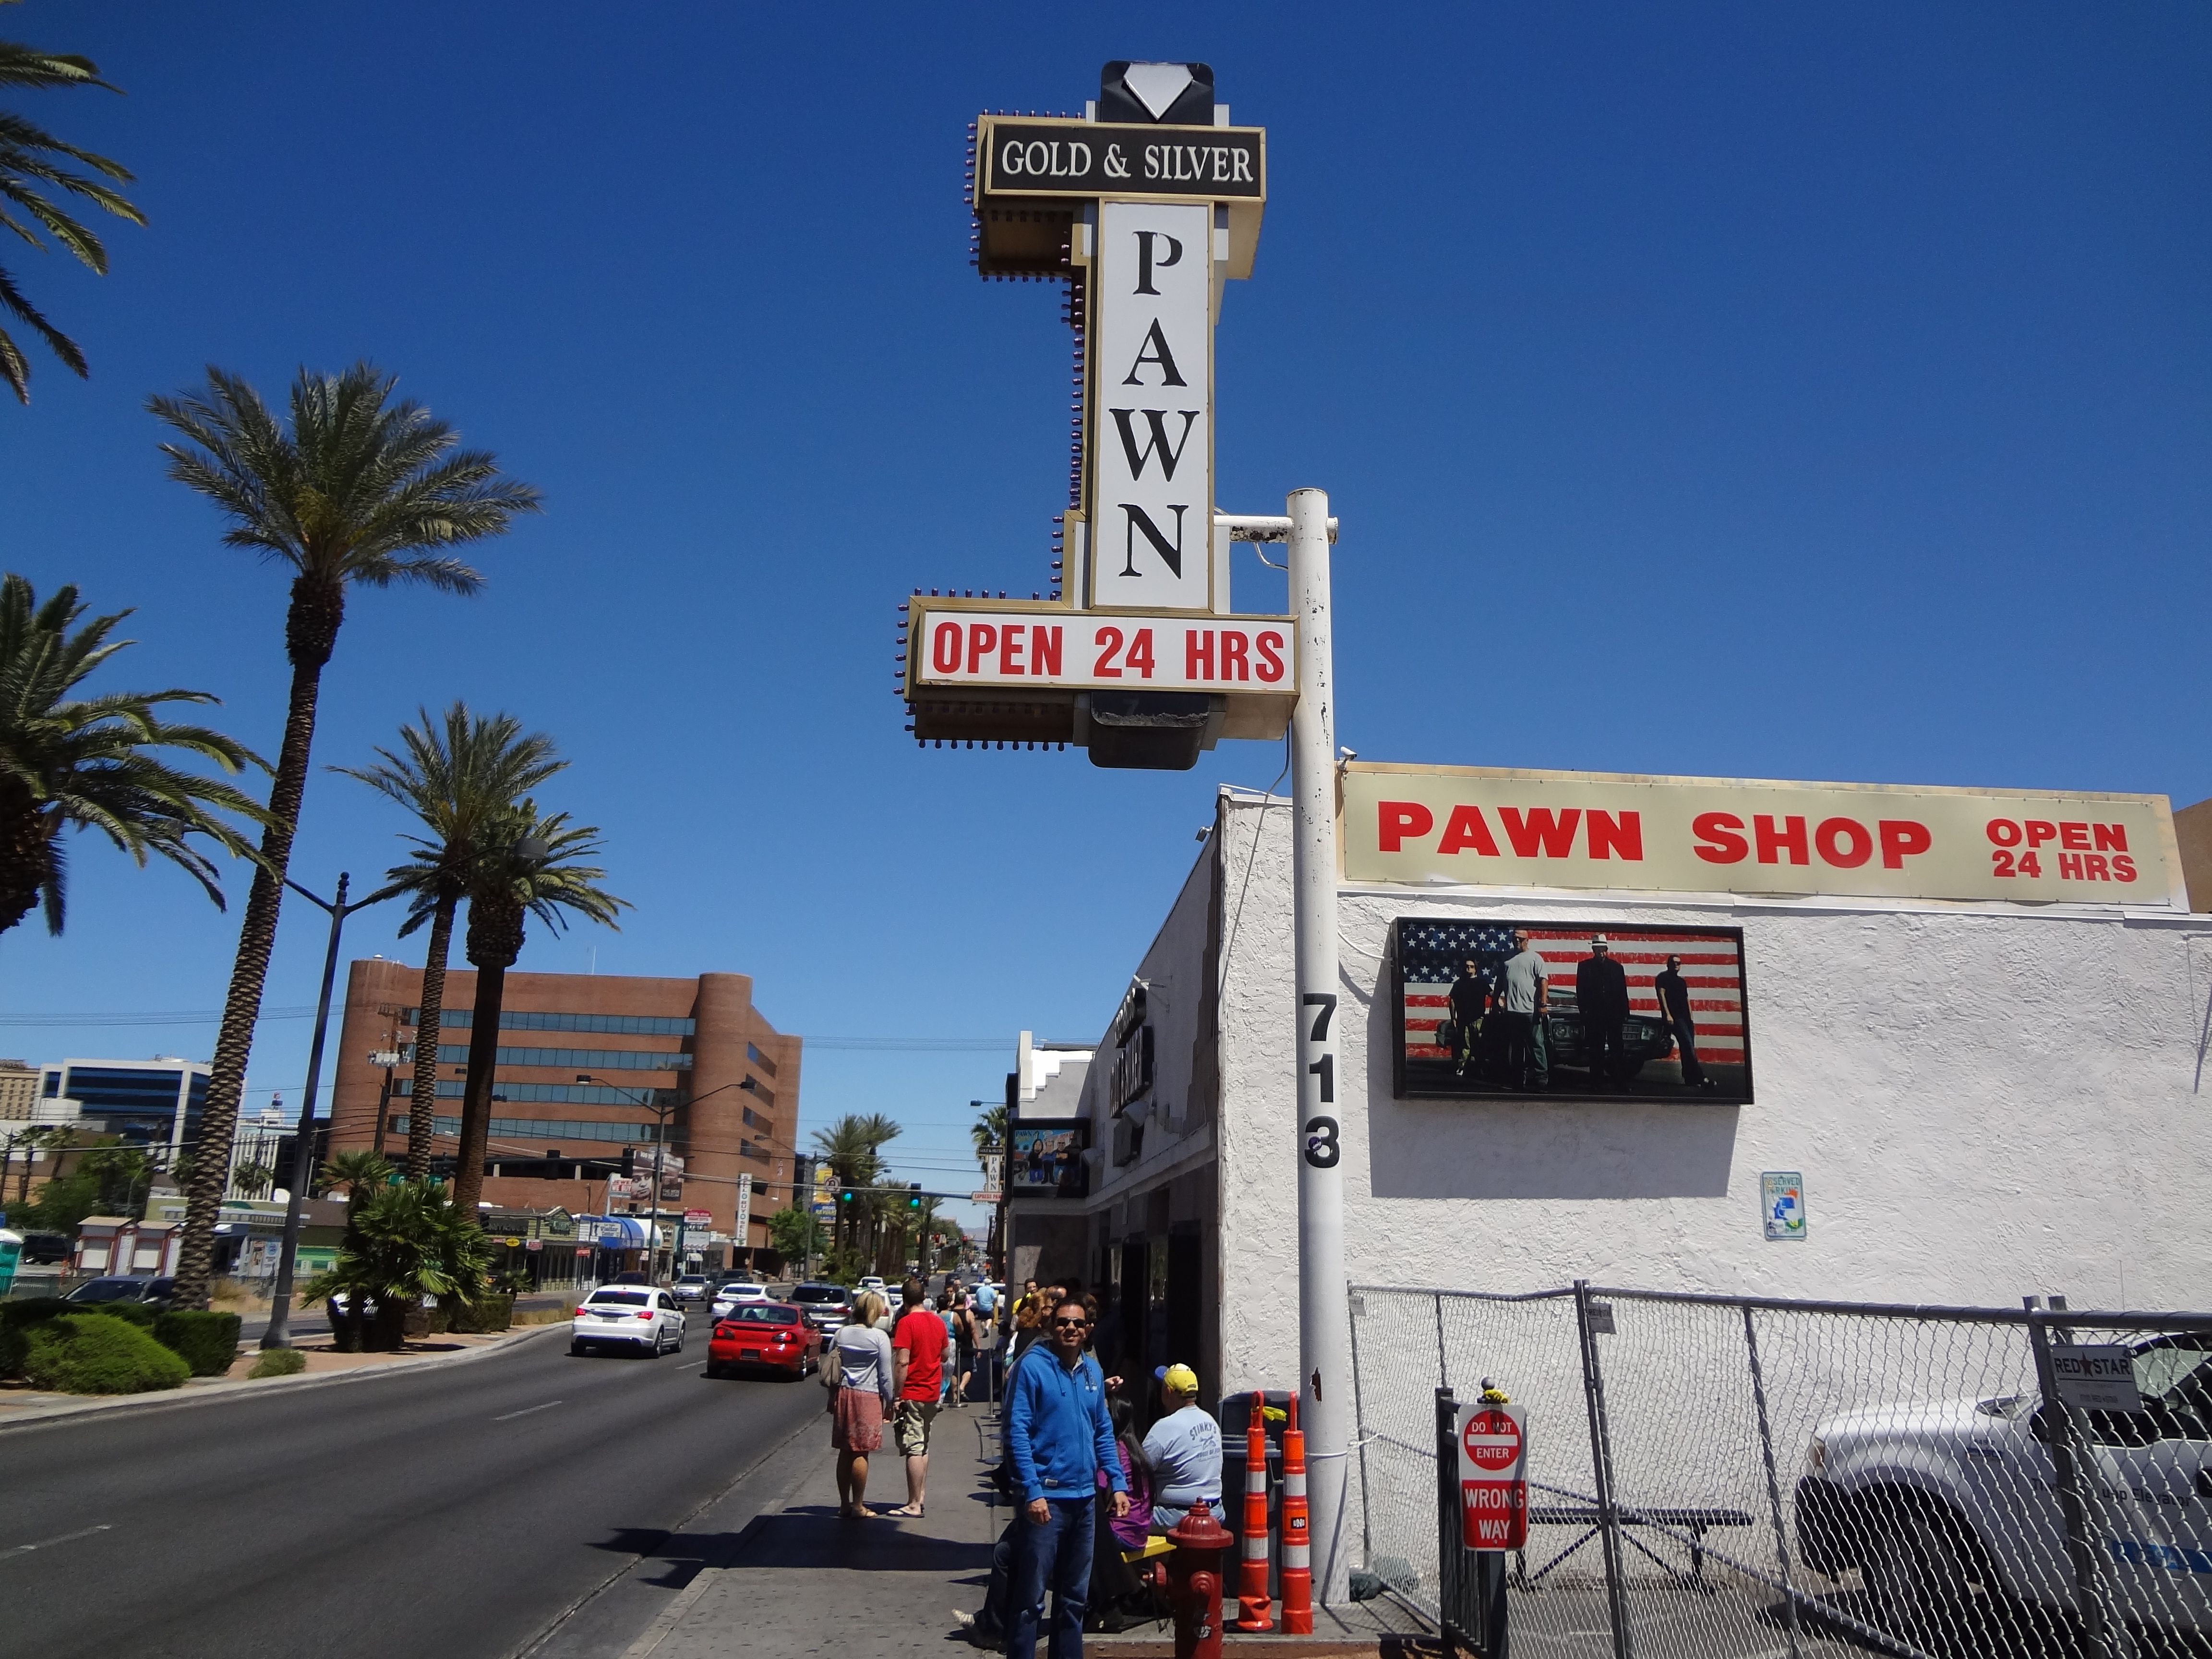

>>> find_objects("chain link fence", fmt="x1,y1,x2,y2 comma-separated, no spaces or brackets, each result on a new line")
1349,1282,2212,1659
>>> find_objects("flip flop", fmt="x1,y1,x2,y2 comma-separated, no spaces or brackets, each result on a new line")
889,1503,925,1517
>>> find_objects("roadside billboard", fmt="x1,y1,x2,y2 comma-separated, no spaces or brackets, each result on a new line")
1344,763,2183,908
1394,918,1753,1104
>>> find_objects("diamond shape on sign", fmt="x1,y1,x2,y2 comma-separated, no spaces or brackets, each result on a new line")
1122,62,1195,121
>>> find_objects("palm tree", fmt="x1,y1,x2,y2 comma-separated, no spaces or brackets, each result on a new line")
810,1113,902,1273
0,574,269,936
316,1147,392,1200
230,1160,276,1200
449,803,625,1217
0,22,144,403
151,363,541,1309
334,705,563,1180
971,1103,1006,1170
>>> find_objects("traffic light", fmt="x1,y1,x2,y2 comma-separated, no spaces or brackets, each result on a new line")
619,1148,637,1178
906,1183,923,1209
838,1187,855,1205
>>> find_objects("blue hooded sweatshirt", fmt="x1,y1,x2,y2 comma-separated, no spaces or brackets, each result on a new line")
1005,1339,1126,1506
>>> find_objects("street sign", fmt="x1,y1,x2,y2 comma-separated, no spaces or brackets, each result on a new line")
2050,1345,2143,1413
972,1190,1003,1205
1762,1171,1806,1240
684,1209,713,1226
1455,1403,1529,1551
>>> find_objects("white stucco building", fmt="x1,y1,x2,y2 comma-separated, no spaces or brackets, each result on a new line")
1007,764,2212,1407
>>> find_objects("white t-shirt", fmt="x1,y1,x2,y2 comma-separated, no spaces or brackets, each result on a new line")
1499,948,1550,1015
1142,1404,1224,1513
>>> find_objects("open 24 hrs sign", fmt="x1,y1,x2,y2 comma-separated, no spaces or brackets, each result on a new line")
910,600,1294,693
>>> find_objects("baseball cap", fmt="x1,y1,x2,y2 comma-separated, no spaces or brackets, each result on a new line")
1154,1362,1200,1394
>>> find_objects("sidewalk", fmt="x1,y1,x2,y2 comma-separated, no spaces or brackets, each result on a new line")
629,1404,1428,1659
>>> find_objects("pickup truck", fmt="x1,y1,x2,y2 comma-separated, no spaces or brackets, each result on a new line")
1795,1334,2212,1644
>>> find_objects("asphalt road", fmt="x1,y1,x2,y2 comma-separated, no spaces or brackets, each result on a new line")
0,1312,829,1659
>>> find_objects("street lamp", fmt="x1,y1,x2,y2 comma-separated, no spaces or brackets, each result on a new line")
263,871,397,1351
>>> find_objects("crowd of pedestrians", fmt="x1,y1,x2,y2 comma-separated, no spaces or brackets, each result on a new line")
820,1266,1224,1656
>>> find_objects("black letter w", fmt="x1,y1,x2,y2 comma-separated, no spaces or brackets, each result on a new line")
1109,409,1199,481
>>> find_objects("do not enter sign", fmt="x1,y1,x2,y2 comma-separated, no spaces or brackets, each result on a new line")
1460,1408,1523,1477
1455,1402,1529,1551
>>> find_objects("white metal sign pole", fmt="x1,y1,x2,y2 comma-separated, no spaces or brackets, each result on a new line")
1287,484,1349,1602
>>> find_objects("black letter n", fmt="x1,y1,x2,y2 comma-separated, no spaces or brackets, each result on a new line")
1119,505,1188,578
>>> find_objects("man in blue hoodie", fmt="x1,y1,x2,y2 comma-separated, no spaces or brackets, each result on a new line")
1004,1295,1129,1659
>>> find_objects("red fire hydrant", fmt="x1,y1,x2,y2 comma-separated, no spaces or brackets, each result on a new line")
1165,1498,1236,1659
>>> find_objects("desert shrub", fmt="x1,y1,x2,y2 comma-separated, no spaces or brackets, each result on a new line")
248,1347,307,1379
0,1297,74,1376
21,1314,190,1394
90,1299,159,1329
153,1310,242,1377
445,1293,513,1334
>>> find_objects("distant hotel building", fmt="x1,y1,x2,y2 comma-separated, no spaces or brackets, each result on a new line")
37,1057,210,1156
328,964,801,1257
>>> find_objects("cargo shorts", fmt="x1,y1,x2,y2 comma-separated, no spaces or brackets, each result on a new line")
894,1397,938,1457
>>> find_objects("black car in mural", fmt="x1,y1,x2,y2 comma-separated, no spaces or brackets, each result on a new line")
1463,988,1675,1085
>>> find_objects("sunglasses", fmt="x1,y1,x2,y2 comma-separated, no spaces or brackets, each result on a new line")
1051,1317,1091,1329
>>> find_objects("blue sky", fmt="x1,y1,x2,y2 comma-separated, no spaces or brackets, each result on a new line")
2,4,2208,1235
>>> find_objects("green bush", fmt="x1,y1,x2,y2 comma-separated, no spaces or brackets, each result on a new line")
88,1299,158,1329
445,1293,513,1334
248,1347,307,1379
153,1310,242,1377
0,1298,74,1376
21,1314,190,1394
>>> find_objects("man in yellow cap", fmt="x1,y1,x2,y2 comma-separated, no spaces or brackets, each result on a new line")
1142,1362,1222,1532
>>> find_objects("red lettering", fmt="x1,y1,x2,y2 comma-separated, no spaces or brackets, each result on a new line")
1693,812,1748,865
1125,629,1155,679
1987,818,2022,847
931,621,962,675
1185,629,1214,680
2025,820,2058,848
1878,819,1932,869
1220,630,1250,681
1378,801,1434,854
1093,625,1124,677
2114,854,2139,883
2084,853,2111,881
1438,805,1501,856
1992,850,2017,878
1754,814,1808,866
1031,625,1062,676
1815,817,1873,868
1499,807,1580,859
2059,822,2091,851
2058,852,2084,880
1254,631,1286,683
2094,823,2128,853
1587,810,1643,861
998,625,1025,676
966,623,998,674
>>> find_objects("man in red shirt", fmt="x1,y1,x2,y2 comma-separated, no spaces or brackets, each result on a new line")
890,1275,947,1516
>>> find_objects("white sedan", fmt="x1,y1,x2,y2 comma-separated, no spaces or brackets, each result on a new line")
710,1282,771,1318
570,1286,687,1357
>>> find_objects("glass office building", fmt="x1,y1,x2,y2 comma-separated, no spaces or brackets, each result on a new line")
39,1058,211,1155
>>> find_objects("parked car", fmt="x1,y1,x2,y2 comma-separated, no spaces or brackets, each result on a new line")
63,1275,176,1309
609,1270,650,1285
1795,1333,2212,1642
789,1282,852,1339
710,1282,771,1319
569,1286,686,1358
706,1302,817,1380
672,1273,711,1304
19,1232,71,1265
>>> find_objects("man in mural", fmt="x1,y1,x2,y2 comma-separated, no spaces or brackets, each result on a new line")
1654,952,1716,1091
1575,935,1631,1086
1446,956,1491,1077
1497,929,1551,1090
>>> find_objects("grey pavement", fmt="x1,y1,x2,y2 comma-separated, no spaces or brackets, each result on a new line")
0,1310,826,1659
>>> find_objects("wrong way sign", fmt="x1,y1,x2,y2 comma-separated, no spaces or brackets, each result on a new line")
1455,1402,1528,1550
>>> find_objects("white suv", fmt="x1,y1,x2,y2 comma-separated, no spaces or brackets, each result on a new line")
570,1286,687,1357
1796,1334,2212,1642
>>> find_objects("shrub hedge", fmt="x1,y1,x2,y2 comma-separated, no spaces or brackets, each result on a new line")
0,1298,74,1375
445,1293,514,1334
21,1314,190,1394
248,1347,307,1379
153,1310,242,1377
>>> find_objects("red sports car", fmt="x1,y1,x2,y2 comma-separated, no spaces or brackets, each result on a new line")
706,1301,818,1380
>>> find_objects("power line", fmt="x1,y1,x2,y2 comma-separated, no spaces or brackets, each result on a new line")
0,1010,1086,1050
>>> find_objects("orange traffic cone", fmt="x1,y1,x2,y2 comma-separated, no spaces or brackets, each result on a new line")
1280,1394,1313,1633
1231,1404,1274,1631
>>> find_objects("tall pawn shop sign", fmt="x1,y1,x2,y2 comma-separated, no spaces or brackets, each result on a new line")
900,62,1292,770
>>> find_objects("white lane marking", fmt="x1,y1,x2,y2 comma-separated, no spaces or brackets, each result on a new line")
492,1399,565,1422
7,1522,113,1557
682,1362,706,1371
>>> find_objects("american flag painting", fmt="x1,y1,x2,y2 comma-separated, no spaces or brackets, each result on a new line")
1393,918,1752,1102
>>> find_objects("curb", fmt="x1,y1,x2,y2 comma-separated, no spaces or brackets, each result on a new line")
0,1318,568,1435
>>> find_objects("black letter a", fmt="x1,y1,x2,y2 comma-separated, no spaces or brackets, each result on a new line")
1121,320,1187,387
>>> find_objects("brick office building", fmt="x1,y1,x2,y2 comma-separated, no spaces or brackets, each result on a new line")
328,963,802,1258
